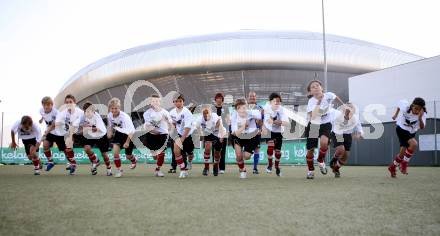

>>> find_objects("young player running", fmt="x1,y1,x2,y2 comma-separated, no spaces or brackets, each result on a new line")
107,98,137,178
39,96,58,171
247,91,264,174
170,94,195,179
196,105,226,176
329,103,364,178
388,98,427,178
142,94,173,177
55,94,84,175
263,93,289,177
230,99,262,179
80,102,112,176
10,116,42,175
305,80,344,179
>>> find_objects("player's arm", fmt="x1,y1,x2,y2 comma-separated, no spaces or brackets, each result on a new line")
216,119,226,139
34,125,42,149
353,121,364,140
10,130,17,149
106,118,113,139
392,108,400,120
418,111,426,129
124,120,135,147
44,123,56,136
234,121,247,136
334,95,345,106
165,113,174,133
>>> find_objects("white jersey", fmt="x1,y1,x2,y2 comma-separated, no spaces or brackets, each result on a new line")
143,108,172,135
248,103,264,129
197,113,224,137
331,110,364,135
307,92,337,124
231,110,262,134
107,111,135,135
55,107,84,136
39,107,58,135
396,100,427,134
263,105,288,133
170,107,194,136
82,112,107,139
11,121,42,142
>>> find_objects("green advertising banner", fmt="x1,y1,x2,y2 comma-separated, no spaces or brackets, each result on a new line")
0,140,311,165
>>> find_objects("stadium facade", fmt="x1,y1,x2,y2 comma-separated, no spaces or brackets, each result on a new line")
54,30,422,120
49,30,440,166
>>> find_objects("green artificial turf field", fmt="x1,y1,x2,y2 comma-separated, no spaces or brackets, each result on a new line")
0,165,439,236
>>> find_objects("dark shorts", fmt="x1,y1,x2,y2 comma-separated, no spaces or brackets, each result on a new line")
22,138,37,156
254,134,261,149
45,133,67,152
140,133,169,152
111,131,135,155
78,135,110,153
265,132,283,150
306,122,332,150
396,126,416,148
178,134,194,155
231,134,259,154
203,134,223,152
331,132,353,151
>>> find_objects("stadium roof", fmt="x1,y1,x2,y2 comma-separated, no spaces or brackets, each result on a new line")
55,30,423,105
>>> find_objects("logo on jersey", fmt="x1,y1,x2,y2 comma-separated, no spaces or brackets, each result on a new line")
19,128,32,136
112,121,123,128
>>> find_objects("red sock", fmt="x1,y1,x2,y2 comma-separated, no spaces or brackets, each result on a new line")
176,155,186,170
275,150,281,168
204,152,210,169
102,153,111,168
317,147,327,163
44,150,53,162
126,154,136,164
393,154,404,166
237,160,245,171
403,149,414,162
306,152,314,171
32,157,40,169
114,154,121,169
267,145,274,156
156,152,164,171
87,152,98,164
214,151,220,163
65,149,76,165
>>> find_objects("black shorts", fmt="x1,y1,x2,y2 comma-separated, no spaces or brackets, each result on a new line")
331,132,353,151
22,138,37,156
232,134,259,154
265,132,283,150
45,133,67,151
203,134,223,152
111,131,135,155
255,134,261,149
79,135,110,153
141,133,168,152
306,122,332,150
178,134,194,155
396,126,416,148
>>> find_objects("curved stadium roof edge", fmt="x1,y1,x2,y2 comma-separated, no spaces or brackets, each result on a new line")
55,30,423,106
